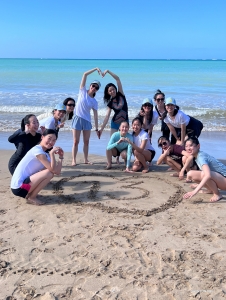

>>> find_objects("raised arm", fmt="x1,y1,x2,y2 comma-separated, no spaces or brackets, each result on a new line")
102,70,124,95
80,67,102,89
99,107,112,137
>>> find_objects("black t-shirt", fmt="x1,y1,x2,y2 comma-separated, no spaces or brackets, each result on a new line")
107,91,128,124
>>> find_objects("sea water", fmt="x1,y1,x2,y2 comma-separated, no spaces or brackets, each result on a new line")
1,59,226,158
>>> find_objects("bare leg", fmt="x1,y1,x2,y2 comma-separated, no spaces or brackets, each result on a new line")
166,156,181,173
111,128,119,163
27,169,54,205
83,130,91,164
106,148,118,169
72,129,81,166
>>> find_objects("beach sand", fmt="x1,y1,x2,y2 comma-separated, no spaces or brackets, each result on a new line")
1,150,226,299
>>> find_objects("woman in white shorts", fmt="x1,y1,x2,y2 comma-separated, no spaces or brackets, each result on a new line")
71,67,101,166
11,129,64,205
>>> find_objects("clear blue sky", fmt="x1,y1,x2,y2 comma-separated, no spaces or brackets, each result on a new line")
0,0,225,59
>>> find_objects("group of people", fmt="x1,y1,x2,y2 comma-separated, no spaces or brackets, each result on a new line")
8,68,226,205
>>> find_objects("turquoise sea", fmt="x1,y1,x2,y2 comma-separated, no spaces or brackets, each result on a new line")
0,59,226,158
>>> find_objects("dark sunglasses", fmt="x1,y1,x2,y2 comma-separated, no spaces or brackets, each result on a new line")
143,104,152,107
91,84,99,90
156,98,165,102
158,141,167,148
67,103,75,107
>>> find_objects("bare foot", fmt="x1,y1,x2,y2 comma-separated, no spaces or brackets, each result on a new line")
198,189,212,194
84,161,93,165
27,198,45,206
72,161,77,166
142,168,149,173
190,183,199,189
105,165,112,170
170,172,179,177
210,194,223,202
167,167,174,171
185,179,192,183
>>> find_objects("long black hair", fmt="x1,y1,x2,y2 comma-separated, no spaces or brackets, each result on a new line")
63,97,75,120
139,103,153,123
21,114,36,131
103,83,117,104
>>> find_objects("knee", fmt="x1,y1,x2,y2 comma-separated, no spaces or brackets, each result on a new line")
83,140,89,146
73,139,79,146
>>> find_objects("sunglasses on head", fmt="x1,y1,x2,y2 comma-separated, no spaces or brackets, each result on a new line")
158,141,167,148
91,84,99,91
67,103,75,107
143,103,152,107
156,98,165,102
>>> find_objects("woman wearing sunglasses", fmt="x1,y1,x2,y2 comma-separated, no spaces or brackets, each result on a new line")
156,135,196,177
61,97,76,122
136,98,158,141
71,68,101,166
164,97,203,146
153,89,171,140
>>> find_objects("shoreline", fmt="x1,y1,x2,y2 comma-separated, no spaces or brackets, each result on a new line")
2,130,226,160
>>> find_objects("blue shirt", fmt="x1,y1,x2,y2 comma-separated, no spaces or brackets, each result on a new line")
106,132,133,167
196,151,226,177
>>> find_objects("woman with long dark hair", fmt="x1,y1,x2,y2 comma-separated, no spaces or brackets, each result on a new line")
8,114,41,175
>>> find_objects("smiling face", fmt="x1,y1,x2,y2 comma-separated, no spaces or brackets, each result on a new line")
28,116,39,132
165,104,175,114
108,85,117,98
155,94,165,108
158,137,170,150
132,119,142,134
185,140,200,157
41,133,57,150
119,121,129,136
142,103,152,112
66,100,75,113
54,109,66,120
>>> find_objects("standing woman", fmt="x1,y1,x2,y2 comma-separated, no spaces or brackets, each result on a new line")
72,68,101,166
153,89,170,140
106,121,133,172
127,117,155,173
8,114,41,175
164,97,203,145
98,70,129,137
183,137,226,202
10,129,64,205
137,98,158,140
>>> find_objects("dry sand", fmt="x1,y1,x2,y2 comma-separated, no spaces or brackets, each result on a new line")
1,150,226,300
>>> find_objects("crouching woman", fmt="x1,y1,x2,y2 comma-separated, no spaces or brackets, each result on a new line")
10,129,64,205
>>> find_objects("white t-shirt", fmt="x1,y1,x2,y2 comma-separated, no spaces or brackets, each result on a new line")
39,116,59,131
164,110,190,128
75,86,98,122
133,130,155,151
11,145,50,189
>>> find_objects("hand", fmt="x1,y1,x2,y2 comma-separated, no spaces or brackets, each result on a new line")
96,67,102,75
25,124,30,133
118,137,127,144
58,122,65,128
179,170,184,180
57,148,64,158
139,110,145,117
183,190,197,199
163,147,171,156
124,137,132,144
96,130,101,139
124,167,134,173
102,70,108,77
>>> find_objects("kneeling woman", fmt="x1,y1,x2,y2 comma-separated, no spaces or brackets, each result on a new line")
106,121,133,172
183,137,226,202
10,129,64,205
127,117,155,173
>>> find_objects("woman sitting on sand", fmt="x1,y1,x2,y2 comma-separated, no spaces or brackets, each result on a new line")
183,136,226,202
72,68,101,166
136,98,158,140
106,121,133,172
8,114,41,175
164,97,203,145
38,103,66,134
126,117,155,173
156,136,197,178
153,89,171,140
10,129,64,205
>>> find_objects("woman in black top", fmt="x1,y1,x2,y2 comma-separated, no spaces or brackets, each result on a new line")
8,114,41,175
99,70,128,138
